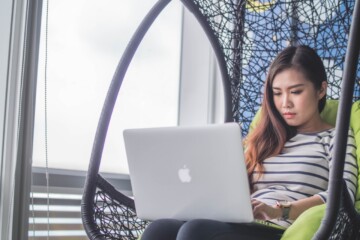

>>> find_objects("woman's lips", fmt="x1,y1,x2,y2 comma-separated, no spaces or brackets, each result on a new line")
283,112,296,119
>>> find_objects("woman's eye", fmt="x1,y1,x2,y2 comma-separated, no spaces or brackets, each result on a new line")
291,90,302,94
273,92,281,96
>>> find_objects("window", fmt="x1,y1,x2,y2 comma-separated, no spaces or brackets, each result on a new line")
32,0,182,174
29,1,183,238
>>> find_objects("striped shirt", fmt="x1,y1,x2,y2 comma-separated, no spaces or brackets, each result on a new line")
251,128,358,228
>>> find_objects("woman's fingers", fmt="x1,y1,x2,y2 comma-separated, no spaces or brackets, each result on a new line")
252,200,267,219
251,199,280,220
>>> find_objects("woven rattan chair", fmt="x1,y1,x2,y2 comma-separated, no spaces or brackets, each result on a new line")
81,0,360,239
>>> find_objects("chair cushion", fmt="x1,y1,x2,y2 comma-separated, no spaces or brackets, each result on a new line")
351,101,360,203
280,204,325,240
319,99,339,126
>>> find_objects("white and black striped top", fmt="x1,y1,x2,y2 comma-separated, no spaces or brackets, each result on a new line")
251,128,358,228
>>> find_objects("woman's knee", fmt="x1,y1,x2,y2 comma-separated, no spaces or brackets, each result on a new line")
177,219,221,240
141,219,183,240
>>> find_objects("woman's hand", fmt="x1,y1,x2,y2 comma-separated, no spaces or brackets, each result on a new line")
252,195,324,221
251,199,281,220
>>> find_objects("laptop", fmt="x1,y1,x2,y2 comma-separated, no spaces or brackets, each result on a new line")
123,122,254,223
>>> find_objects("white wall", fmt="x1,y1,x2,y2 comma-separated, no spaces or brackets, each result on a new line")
179,7,224,126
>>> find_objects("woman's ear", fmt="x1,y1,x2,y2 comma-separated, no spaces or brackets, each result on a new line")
319,81,327,99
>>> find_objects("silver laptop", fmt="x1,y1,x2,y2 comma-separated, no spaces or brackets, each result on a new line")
123,122,254,223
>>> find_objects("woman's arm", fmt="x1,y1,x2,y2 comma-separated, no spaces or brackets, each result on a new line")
283,195,323,220
316,130,358,203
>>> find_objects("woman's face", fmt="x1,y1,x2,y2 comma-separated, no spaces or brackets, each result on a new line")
272,68,327,133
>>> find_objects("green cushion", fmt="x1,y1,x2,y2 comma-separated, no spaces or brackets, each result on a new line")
249,100,360,239
351,101,360,204
280,204,325,240
320,99,339,126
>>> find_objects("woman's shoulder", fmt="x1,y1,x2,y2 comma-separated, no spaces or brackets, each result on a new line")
316,127,355,143
289,128,335,145
326,127,355,136
296,127,335,137
288,127,355,150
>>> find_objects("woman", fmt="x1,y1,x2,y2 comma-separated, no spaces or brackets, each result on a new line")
141,45,358,240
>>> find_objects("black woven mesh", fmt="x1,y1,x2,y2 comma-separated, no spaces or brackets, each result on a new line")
191,0,360,135
93,189,149,240
329,183,360,240
329,208,360,240
91,175,150,239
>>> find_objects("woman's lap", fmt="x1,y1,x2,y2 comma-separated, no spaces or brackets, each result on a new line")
140,219,184,240
141,219,284,240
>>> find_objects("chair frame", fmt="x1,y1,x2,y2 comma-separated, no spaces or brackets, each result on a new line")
81,0,360,239
314,0,360,238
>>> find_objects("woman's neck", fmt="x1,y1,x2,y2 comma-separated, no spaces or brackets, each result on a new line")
296,116,334,134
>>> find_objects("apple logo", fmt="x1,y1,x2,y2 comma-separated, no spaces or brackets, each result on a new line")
178,165,191,183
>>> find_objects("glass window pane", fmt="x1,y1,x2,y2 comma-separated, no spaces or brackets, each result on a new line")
33,0,182,174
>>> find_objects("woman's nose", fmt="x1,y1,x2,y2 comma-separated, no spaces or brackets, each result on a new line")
282,94,291,108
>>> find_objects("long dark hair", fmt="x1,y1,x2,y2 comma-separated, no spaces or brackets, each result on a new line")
245,45,327,183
